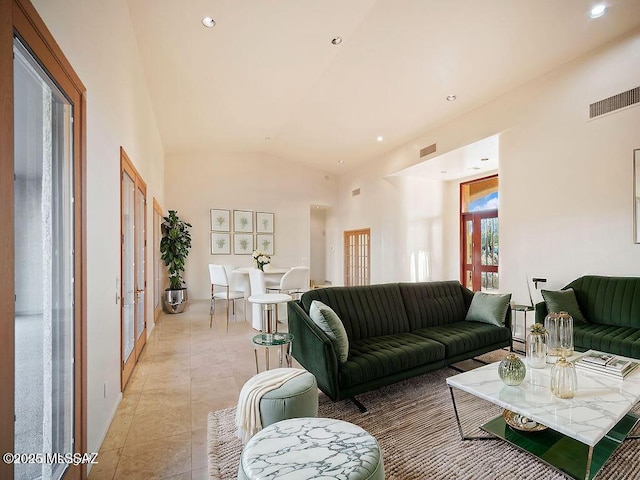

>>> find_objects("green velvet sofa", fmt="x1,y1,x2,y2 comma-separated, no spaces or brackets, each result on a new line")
287,281,512,405
535,275,640,358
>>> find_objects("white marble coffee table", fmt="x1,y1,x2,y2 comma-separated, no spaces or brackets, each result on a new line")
446,357,640,480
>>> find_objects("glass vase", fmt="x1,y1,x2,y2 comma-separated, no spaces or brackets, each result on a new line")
545,311,574,357
498,353,526,386
550,356,578,399
527,328,548,369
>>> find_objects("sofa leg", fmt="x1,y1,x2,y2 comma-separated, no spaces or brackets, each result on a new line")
350,397,367,413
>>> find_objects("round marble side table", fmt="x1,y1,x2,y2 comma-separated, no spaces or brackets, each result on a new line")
237,417,385,480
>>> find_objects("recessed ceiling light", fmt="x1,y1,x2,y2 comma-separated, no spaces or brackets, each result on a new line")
588,4,607,18
338,160,344,164
446,95,457,101
480,157,489,162
377,136,383,142
202,17,216,28
331,36,343,45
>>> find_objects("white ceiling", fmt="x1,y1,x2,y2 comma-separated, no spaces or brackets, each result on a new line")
126,0,640,173
391,134,499,181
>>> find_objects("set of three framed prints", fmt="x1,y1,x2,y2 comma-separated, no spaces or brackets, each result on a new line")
210,209,275,255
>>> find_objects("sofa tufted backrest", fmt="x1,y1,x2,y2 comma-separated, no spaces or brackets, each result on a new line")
398,281,473,330
300,284,411,341
566,276,640,328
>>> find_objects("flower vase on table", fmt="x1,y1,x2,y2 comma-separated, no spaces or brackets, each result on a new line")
252,250,271,271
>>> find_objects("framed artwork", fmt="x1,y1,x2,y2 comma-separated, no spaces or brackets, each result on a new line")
233,210,253,232
210,209,230,232
256,211,274,233
211,233,231,254
234,233,254,254
256,234,274,255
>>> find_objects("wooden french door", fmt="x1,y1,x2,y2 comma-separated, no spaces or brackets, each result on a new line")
461,210,499,291
120,148,147,389
344,228,370,286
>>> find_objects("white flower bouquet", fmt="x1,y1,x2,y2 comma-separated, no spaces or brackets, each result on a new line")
252,250,271,271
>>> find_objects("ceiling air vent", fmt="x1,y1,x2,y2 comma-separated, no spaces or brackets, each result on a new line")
352,188,361,197
589,86,639,119
420,143,437,158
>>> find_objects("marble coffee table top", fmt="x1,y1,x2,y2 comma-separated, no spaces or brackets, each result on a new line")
446,356,640,446
239,417,381,479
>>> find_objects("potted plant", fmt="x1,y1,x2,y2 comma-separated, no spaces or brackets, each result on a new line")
160,210,192,313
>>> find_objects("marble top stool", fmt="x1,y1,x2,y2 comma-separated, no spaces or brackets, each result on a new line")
237,417,385,480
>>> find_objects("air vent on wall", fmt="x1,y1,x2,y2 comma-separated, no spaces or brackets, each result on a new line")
589,86,639,119
352,188,361,196
420,143,437,158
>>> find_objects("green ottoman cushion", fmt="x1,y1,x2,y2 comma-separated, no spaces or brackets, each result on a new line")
237,417,385,480
259,371,318,428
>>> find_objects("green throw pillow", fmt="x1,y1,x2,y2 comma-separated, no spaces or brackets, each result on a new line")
465,292,512,327
309,300,349,363
541,288,586,322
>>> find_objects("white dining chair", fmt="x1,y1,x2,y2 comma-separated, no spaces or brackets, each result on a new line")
266,266,310,300
209,264,245,330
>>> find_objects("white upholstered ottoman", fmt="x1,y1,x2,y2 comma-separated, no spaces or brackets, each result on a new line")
237,417,385,480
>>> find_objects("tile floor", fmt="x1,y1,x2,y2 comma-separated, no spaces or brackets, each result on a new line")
88,299,290,480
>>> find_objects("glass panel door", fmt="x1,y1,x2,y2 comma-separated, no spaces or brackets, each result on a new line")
13,38,74,480
134,185,146,357
344,229,371,286
121,169,136,386
121,151,146,388
461,211,499,291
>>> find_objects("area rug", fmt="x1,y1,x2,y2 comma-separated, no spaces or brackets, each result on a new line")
208,366,640,480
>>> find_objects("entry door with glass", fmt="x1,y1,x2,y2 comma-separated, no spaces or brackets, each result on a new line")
460,175,499,291
121,150,147,389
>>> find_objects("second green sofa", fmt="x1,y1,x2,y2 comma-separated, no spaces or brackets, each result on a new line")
535,275,640,358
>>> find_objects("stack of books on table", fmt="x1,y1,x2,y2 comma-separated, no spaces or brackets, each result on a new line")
574,350,640,379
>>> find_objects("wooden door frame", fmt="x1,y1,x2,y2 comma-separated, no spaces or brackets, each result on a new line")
343,228,371,286
1,1,87,478
461,210,499,290
459,173,499,291
120,148,147,390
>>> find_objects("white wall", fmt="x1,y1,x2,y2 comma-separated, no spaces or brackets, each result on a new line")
33,0,165,456
310,207,327,285
165,151,338,299
329,28,640,305
326,170,446,285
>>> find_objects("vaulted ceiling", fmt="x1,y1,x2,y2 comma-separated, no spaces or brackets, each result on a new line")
126,0,640,172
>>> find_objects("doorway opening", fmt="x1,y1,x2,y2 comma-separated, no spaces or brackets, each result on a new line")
460,175,499,291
